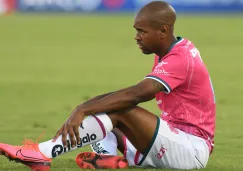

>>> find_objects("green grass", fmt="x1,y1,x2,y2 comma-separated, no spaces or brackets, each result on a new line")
0,14,243,171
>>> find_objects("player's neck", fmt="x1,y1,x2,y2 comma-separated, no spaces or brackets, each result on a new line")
157,36,177,59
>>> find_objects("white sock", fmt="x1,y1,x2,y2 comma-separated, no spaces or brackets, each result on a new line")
90,132,118,155
38,113,113,158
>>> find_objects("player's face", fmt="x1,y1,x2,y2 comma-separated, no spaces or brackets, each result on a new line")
134,16,161,54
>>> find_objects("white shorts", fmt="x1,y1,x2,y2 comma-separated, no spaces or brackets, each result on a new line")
123,117,210,170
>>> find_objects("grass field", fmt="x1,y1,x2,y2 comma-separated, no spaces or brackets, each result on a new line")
0,14,243,171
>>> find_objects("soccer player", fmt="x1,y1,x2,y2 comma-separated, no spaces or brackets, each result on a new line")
0,1,215,170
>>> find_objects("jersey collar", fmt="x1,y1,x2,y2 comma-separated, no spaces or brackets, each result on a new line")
168,36,183,53
158,36,183,62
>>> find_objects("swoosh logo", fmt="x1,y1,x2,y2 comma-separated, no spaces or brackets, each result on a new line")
16,149,49,162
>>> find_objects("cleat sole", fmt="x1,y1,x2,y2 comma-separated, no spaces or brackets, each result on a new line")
76,152,128,169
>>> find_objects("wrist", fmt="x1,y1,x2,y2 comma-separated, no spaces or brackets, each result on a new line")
76,106,86,116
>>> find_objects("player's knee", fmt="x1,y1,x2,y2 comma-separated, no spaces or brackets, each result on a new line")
107,110,129,125
107,112,121,126
108,107,139,123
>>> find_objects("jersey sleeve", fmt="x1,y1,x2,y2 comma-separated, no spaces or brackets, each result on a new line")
145,54,188,94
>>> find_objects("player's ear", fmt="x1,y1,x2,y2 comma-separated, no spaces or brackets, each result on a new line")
159,25,169,39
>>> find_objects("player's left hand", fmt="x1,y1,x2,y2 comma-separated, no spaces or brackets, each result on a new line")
52,106,84,148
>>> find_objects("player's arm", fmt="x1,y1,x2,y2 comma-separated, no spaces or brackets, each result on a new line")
81,92,114,105
53,79,164,146
78,78,164,116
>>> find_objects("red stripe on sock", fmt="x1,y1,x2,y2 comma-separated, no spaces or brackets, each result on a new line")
93,115,106,138
134,150,140,165
123,136,127,158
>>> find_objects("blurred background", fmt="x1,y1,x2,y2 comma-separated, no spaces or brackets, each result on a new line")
0,0,243,171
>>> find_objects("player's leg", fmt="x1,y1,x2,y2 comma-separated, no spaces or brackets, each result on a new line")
90,128,126,156
113,124,136,155
90,127,138,166
108,106,158,154
0,114,115,171
76,107,158,169
112,128,139,166
90,131,118,155
129,117,210,169
78,107,209,170
37,107,157,158
0,106,158,170
111,128,125,154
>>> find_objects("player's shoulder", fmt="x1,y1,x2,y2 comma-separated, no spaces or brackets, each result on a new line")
155,37,198,64
159,38,194,69
167,38,197,59
172,38,195,52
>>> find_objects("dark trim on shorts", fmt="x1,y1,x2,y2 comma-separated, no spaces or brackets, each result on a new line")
137,117,160,165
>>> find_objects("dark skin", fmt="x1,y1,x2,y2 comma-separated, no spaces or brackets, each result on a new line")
53,1,177,153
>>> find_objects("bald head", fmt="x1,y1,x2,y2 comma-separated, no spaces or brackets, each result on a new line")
133,1,177,57
136,1,176,28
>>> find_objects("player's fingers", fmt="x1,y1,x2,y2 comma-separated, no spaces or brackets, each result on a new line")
74,126,80,145
62,126,68,148
52,125,64,142
69,128,76,148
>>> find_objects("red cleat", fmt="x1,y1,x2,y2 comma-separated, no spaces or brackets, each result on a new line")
76,152,129,169
0,139,51,171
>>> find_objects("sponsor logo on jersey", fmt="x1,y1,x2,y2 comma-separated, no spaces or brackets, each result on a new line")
152,68,169,76
153,61,169,75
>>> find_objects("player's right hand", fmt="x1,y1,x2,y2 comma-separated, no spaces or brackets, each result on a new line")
52,107,85,148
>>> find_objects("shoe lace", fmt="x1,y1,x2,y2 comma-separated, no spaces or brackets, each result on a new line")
20,133,45,152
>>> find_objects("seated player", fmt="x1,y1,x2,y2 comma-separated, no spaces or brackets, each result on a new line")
0,1,216,170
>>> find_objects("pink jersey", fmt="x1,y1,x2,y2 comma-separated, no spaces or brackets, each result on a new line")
146,37,216,153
